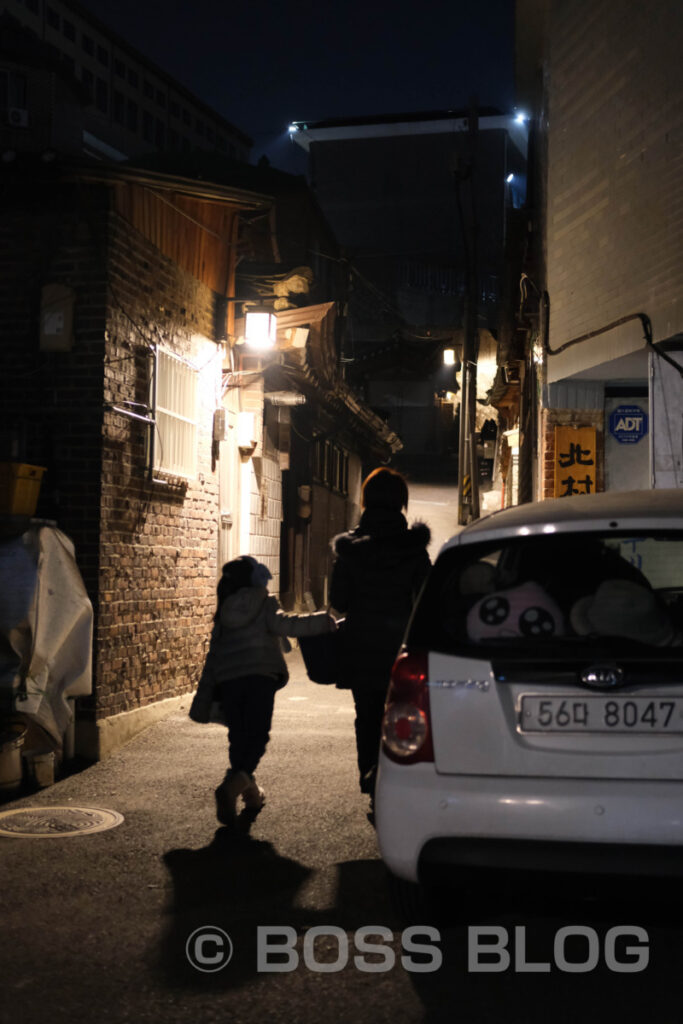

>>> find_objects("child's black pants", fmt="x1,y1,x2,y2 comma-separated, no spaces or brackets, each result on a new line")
218,674,278,776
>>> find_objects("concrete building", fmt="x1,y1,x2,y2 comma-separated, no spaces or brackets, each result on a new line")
1,0,250,161
515,0,683,501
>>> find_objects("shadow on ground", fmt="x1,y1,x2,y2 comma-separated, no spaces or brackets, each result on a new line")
159,815,397,992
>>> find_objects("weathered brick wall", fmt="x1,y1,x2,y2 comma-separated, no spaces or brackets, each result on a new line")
540,408,604,499
546,0,683,352
0,173,106,607
98,209,221,718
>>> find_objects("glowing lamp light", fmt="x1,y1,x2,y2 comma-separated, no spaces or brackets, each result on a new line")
514,112,528,124
244,308,277,350
506,173,514,183
443,348,456,366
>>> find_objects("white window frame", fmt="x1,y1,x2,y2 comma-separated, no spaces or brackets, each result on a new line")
152,348,198,479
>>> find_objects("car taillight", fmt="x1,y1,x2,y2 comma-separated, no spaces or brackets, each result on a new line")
381,650,434,763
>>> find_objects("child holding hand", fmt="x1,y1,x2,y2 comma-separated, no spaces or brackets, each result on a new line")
190,555,336,825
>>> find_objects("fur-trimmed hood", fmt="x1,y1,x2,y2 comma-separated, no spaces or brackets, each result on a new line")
331,508,431,567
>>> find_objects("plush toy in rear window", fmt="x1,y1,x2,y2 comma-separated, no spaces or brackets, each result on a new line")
466,581,565,641
570,579,681,646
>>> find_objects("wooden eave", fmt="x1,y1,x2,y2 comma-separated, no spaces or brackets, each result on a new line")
62,162,272,299
62,162,272,211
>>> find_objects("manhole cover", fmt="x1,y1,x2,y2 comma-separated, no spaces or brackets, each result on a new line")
0,806,124,838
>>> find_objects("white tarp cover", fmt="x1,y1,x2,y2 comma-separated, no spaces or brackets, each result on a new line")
0,526,92,751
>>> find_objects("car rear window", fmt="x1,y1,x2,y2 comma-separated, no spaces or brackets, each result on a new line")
408,531,683,658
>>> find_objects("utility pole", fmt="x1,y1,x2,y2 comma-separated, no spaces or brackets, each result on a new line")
457,99,481,524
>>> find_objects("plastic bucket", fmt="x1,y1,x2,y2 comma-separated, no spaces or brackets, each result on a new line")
0,721,27,791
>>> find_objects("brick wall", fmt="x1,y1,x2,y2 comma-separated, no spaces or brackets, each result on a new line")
545,0,683,354
97,210,222,719
0,173,106,607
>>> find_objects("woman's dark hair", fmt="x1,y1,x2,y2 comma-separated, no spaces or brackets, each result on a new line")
361,467,409,511
213,557,254,622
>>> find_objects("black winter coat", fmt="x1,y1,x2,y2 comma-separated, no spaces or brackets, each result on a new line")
329,508,431,689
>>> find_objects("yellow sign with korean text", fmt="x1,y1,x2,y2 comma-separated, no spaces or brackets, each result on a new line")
554,426,597,497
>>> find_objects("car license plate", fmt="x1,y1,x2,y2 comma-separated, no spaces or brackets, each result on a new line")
520,695,683,733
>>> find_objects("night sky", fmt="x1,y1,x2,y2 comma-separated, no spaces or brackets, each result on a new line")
76,0,515,173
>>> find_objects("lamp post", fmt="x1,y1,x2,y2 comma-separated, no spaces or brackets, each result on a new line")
456,100,481,525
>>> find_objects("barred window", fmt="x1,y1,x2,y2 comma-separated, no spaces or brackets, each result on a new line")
153,349,198,478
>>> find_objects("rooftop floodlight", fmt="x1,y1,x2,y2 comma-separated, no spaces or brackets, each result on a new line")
244,306,277,350
506,173,514,183
514,111,528,124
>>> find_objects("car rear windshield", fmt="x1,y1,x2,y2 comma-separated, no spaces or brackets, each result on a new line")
408,531,683,659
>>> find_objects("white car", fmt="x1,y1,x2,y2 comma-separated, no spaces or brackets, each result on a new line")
376,489,683,904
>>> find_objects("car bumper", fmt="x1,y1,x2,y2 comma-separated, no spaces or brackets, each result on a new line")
375,754,683,883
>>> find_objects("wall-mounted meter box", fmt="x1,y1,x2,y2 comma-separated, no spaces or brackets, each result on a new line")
213,408,228,441
39,283,75,352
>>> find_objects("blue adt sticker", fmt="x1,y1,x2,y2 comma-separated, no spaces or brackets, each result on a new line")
608,405,648,444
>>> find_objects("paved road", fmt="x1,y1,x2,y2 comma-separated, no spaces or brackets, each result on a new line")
0,653,418,1024
3,650,683,1024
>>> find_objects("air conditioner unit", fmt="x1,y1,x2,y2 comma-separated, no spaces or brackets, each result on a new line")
7,108,29,128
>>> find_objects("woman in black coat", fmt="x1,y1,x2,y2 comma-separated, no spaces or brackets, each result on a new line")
329,468,431,815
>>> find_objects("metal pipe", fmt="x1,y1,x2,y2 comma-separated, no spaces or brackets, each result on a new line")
148,348,158,482
108,405,155,425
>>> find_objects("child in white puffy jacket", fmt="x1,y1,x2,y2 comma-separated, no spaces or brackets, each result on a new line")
190,555,336,826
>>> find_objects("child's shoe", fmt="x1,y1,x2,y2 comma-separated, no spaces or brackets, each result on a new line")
242,774,266,811
215,769,250,825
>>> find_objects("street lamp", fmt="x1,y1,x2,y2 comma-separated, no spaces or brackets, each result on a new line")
244,306,277,350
